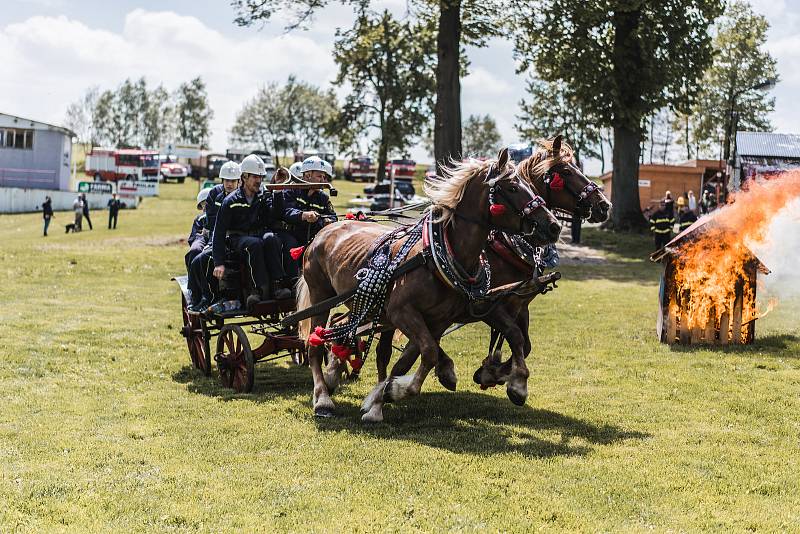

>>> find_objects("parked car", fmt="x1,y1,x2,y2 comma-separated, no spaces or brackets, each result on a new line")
507,143,533,164
363,180,416,199
205,154,229,179
159,155,189,183
344,156,376,182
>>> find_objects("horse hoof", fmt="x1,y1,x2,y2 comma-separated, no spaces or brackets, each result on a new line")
506,387,527,406
438,373,457,392
361,404,384,424
472,367,483,385
314,406,336,418
361,381,386,413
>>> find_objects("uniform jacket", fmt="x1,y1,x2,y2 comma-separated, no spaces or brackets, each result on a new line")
212,186,278,267
677,209,697,232
107,198,122,214
282,189,337,243
205,184,228,236
649,207,675,235
188,213,207,245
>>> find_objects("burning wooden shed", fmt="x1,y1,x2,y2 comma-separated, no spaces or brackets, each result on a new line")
650,210,770,345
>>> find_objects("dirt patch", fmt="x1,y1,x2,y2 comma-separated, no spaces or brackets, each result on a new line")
557,241,607,265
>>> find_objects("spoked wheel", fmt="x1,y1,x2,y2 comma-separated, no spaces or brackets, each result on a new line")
181,294,211,375
215,325,255,393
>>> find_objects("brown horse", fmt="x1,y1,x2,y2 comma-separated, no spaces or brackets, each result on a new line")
365,136,612,409
297,148,561,418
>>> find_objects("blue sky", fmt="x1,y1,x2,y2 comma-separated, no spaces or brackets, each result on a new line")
2,0,798,172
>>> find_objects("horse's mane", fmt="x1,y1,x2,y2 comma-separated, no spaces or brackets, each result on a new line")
424,157,512,225
517,137,575,181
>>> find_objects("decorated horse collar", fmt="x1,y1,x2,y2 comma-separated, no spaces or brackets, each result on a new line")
423,216,491,301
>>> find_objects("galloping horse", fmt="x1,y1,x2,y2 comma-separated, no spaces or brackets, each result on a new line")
297,148,561,418
363,136,611,412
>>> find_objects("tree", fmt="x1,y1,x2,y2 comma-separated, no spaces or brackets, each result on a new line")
143,84,176,149
692,1,778,162
92,89,118,148
230,83,287,167
462,114,501,157
514,0,722,230
516,77,601,168
64,86,99,150
333,10,436,181
231,0,507,169
175,77,214,149
281,75,340,155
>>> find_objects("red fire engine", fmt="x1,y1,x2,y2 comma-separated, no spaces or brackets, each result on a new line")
85,148,160,182
385,158,417,180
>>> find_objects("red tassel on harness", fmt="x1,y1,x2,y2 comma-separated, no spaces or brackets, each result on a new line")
313,326,330,337
550,172,565,191
349,357,364,371
290,246,305,260
489,203,506,216
331,344,352,360
308,333,324,346
345,212,355,220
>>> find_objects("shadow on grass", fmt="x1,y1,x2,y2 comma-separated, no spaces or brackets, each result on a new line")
315,390,649,459
174,365,649,458
667,334,800,356
172,359,310,402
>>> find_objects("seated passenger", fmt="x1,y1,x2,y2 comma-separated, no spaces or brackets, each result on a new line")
185,188,211,302
188,161,241,312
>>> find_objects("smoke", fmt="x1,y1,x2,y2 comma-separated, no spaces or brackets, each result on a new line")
747,196,800,301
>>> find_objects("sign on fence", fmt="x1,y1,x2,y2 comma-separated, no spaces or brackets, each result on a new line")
638,179,652,187
201,180,218,190
77,181,114,195
118,180,159,197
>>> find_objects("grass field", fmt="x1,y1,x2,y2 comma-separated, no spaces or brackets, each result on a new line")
1,180,799,532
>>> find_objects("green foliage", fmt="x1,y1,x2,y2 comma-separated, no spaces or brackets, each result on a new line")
691,0,778,158
514,0,722,130
230,76,340,166
462,114,501,157
333,10,436,179
174,77,214,149
516,77,602,166
78,77,213,150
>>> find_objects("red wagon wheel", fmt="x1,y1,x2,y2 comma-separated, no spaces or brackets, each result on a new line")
181,293,211,375
216,325,255,393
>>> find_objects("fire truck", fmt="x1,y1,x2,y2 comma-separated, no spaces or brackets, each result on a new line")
344,156,376,182
385,158,417,180
85,148,160,182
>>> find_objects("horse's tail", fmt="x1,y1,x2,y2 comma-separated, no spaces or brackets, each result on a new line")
296,276,312,342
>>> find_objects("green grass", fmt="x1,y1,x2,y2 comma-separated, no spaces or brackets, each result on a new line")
1,180,799,532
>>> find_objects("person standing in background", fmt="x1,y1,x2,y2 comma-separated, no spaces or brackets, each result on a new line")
107,194,122,229
42,196,53,237
72,196,83,232
687,190,697,215
81,193,93,230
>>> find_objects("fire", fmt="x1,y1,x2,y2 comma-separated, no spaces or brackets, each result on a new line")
671,171,800,333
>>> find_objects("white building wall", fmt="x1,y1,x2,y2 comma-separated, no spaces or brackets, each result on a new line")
0,187,139,213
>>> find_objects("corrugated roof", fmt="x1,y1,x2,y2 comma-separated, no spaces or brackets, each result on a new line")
736,132,800,158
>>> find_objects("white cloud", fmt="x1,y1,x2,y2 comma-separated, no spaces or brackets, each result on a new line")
0,10,336,152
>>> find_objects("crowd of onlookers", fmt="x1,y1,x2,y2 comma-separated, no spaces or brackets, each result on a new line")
646,183,723,250
41,193,123,236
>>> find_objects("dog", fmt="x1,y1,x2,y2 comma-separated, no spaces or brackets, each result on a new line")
65,223,78,233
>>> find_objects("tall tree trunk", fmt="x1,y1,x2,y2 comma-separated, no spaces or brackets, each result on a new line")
649,114,654,164
376,108,388,182
611,125,646,230
609,7,647,231
434,0,462,170
685,115,691,160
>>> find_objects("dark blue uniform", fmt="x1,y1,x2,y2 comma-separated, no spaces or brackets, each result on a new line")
282,189,337,245
187,183,229,307
212,186,282,294
185,212,208,300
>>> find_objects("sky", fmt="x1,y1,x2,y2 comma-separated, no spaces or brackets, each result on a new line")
2,0,799,174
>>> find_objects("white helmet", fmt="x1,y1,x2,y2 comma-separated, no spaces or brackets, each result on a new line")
241,154,267,176
301,156,333,179
219,161,241,181
289,162,303,179
196,187,212,208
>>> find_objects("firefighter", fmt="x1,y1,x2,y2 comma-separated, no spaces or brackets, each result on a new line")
676,196,697,233
278,156,338,273
288,161,303,179
212,154,287,310
187,162,241,312
649,199,675,251
186,187,211,273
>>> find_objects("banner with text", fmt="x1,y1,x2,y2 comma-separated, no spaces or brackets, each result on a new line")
118,180,159,197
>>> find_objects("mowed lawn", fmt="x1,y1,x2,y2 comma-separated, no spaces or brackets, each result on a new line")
1,180,798,533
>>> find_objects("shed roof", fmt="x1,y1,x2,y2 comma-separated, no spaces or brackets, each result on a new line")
0,112,75,138
736,132,800,158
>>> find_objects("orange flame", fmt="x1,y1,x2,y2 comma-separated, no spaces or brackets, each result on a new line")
671,171,800,332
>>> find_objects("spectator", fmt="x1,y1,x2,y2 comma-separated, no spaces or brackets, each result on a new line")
677,197,697,232
81,193,93,230
687,190,698,214
649,199,674,251
72,196,83,232
107,194,122,229
42,196,53,237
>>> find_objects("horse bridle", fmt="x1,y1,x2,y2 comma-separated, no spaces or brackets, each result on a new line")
540,165,600,218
